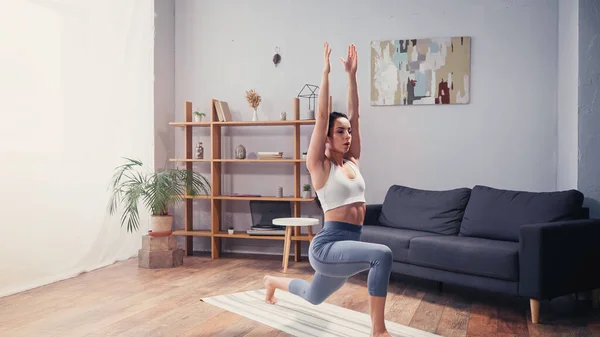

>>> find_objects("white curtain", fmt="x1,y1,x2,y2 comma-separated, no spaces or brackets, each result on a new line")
0,0,155,297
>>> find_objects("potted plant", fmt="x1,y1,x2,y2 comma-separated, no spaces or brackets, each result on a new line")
228,226,234,235
301,152,307,160
107,158,210,236
193,111,206,122
303,184,312,199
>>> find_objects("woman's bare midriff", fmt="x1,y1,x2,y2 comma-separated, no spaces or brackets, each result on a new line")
323,201,366,226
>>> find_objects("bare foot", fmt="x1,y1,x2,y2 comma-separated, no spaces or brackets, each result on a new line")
263,275,277,304
371,330,392,337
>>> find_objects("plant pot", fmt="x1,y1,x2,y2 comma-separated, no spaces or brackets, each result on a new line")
303,190,311,199
149,215,173,237
228,229,234,234
301,154,307,160
194,115,203,122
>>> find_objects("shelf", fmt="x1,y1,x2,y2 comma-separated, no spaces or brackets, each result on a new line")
214,195,314,202
169,120,315,127
174,194,313,201
214,232,313,241
172,230,313,241
214,232,285,240
169,159,211,162
173,97,330,259
215,159,305,163
169,159,306,163
213,120,315,126
169,122,211,127
172,230,212,237
177,194,211,199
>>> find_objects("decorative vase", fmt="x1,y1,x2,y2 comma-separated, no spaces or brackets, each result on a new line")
195,142,204,159
235,144,246,159
194,115,203,122
303,190,311,199
307,109,315,119
252,108,259,121
149,215,173,237
280,111,287,121
228,228,234,235
276,186,283,198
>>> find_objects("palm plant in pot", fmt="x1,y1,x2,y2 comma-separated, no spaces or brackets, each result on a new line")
107,158,210,236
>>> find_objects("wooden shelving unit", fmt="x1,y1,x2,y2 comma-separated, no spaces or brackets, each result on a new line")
170,97,331,260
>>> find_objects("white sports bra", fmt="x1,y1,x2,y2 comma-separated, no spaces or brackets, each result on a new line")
315,159,366,213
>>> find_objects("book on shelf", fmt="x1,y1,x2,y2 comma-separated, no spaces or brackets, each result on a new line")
214,100,232,122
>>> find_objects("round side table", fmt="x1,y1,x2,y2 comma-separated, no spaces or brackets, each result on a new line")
273,217,320,273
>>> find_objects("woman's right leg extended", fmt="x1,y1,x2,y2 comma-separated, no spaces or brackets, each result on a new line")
288,272,347,305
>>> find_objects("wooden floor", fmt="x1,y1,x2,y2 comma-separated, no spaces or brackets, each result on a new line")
1,254,599,337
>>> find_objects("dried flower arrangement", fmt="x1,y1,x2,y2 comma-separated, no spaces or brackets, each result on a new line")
245,89,262,110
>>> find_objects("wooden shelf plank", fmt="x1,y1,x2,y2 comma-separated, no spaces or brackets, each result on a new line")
214,232,313,241
215,159,305,163
213,120,315,126
169,122,212,127
214,232,285,240
214,195,314,202
172,230,212,237
174,194,211,199
169,158,211,162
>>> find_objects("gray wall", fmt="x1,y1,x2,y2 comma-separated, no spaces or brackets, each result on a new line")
579,0,600,217
557,0,579,191
173,0,562,255
157,0,600,255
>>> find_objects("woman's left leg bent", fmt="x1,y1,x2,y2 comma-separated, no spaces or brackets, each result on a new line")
311,240,393,297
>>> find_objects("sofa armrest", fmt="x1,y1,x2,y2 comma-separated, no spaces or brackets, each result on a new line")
364,204,382,226
519,219,600,300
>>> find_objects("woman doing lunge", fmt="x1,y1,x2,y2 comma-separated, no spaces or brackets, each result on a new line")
263,42,394,337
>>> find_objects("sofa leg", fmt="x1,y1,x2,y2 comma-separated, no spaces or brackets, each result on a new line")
530,299,540,324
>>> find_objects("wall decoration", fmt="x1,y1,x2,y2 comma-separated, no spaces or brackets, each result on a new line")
297,84,318,119
370,36,471,106
273,47,282,67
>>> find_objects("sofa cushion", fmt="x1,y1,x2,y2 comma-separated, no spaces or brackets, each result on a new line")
361,225,441,262
378,185,472,235
459,185,584,242
407,236,520,281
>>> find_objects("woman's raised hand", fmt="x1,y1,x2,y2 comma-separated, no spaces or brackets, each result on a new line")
323,42,332,74
340,43,358,74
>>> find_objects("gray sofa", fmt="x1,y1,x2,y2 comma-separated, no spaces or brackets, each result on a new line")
360,184,600,323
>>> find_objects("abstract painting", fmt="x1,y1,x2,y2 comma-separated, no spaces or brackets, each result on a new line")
370,36,471,106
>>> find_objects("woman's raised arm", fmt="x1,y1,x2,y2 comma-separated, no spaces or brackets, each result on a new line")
306,42,332,173
341,44,361,162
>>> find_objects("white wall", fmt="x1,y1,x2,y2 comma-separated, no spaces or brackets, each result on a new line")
154,0,175,170
0,0,155,297
557,0,579,190
174,0,560,253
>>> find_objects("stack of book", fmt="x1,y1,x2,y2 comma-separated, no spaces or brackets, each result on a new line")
257,152,283,160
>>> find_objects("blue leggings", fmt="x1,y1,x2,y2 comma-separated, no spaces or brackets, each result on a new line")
288,221,393,305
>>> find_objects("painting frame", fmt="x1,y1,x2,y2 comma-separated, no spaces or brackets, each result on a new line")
370,36,471,106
